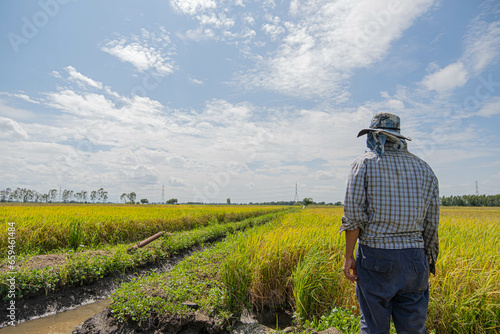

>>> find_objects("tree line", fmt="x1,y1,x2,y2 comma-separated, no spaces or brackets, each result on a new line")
440,194,500,207
0,187,109,203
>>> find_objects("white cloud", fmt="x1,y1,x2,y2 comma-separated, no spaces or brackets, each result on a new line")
463,20,500,75
0,99,37,120
65,66,103,89
197,13,235,29
188,77,204,85
477,97,500,117
46,90,115,117
0,116,29,139
128,165,160,184
420,62,468,92
262,16,285,40
240,0,435,99
169,176,187,187
101,28,174,76
0,92,40,104
170,0,216,15
420,13,500,93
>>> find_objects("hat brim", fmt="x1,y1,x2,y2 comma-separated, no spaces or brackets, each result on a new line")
357,128,412,141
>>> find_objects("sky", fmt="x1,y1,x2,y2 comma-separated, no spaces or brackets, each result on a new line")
1,0,499,204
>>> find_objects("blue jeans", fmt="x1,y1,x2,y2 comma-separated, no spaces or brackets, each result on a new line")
356,244,429,334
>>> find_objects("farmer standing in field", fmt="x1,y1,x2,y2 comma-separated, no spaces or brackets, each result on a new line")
340,112,439,333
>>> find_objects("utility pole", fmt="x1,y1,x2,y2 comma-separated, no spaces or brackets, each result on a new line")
294,183,299,203
162,185,165,204
475,180,479,195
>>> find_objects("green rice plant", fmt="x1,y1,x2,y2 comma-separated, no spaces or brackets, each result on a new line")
68,219,82,250
292,245,340,319
220,243,253,310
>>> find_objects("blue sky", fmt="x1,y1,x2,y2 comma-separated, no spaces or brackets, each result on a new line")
1,0,499,203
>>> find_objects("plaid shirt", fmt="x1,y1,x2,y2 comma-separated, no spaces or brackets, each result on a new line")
340,144,440,273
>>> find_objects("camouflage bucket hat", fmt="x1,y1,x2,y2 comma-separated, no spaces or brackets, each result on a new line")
357,112,412,141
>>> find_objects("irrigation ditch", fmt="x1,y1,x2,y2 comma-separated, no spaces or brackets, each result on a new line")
0,210,312,334
1,243,297,334
0,245,198,331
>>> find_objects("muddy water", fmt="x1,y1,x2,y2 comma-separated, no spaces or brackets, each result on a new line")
0,299,111,334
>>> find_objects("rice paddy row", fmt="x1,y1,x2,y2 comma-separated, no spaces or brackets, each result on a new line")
108,206,500,333
0,209,292,301
0,204,286,256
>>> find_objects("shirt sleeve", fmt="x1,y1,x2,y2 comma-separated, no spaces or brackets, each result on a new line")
423,173,440,275
340,159,368,234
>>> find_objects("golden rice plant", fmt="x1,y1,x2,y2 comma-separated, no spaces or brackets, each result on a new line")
221,206,500,333
0,204,284,255
428,207,500,333
222,207,357,319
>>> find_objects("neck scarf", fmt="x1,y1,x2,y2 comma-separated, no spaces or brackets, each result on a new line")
367,132,407,158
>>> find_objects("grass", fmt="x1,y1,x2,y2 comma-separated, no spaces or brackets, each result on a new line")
110,241,230,331
0,210,292,300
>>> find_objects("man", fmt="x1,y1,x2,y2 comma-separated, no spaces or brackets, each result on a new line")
340,112,439,333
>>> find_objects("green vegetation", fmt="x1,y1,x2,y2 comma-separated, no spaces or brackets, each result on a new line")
111,242,230,330
0,204,284,255
109,206,500,333
441,194,500,206
0,210,290,300
1,204,498,333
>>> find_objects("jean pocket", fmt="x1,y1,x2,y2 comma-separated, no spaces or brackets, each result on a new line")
412,260,428,274
360,257,393,273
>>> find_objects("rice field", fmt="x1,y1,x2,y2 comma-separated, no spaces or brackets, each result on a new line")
220,206,500,333
0,203,286,255
1,203,498,332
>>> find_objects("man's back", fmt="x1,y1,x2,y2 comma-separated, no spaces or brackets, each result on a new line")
343,144,439,253
340,111,440,333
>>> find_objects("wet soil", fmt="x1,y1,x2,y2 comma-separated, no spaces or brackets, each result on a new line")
0,248,192,328
0,253,68,275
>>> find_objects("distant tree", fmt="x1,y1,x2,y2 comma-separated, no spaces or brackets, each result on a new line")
80,190,88,203
1,188,12,202
49,189,58,202
128,192,137,204
166,198,178,204
90,190,97,203
303,197,314,206
62,189,73,202
227,197,231,204
25,189,34,202
120,193,129,203
334,201,343,206
440,194,500,207
96,188,108,203
140,198,149,204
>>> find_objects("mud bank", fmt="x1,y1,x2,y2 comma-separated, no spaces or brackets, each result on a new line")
0,247,196,328
74,307,342,334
